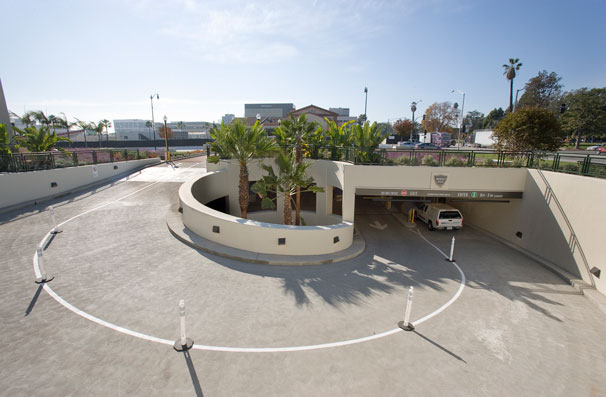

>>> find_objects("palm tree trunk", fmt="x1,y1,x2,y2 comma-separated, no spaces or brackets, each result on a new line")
283,194,292,225
509,78,514,112
239,162,249,219
295,143,302,225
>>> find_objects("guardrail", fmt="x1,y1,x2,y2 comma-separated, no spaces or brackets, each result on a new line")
0,149,205,173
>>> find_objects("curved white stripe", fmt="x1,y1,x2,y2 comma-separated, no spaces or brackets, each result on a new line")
32,166,466,353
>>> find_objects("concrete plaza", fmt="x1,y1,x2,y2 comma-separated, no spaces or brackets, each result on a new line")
1,156,606,396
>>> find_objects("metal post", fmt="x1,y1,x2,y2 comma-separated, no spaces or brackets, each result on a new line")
35,247,54,284
447,236,455,262
49,206,62,234
174,299,194,351
150,94,159,152
398,286,415,331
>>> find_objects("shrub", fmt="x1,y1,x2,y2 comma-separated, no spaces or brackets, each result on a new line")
445,157,465,167
421,155,438,166
511,158,526,168
479,158,494,167
395,156,419,166
561,163,579,173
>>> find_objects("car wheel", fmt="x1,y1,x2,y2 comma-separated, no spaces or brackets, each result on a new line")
428,221,434,231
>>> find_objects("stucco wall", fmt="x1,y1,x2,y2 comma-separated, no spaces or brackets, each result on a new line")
0,158,160,210
456,169,606,294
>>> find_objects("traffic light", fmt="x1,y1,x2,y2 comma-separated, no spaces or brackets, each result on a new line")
560,103,567,114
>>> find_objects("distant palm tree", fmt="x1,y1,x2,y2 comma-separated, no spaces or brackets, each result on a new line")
99,119,111,142
75,118,91,147
58,112,74,145
20,111,37,127
145,120,153,140
208,120,278,219
503,58,523,112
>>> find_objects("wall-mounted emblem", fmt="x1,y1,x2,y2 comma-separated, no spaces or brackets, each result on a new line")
433,174,448,186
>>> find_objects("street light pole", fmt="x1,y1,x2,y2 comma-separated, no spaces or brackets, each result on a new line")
451,90,465,149
363,87,368,122
514,88,525,111
163,115,170,162
410,100,422,142
150,94,159,152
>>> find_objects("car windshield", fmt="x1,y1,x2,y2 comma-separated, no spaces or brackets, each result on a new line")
439,211,462,219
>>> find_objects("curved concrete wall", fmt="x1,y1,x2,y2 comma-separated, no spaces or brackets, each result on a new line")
179,168,354,255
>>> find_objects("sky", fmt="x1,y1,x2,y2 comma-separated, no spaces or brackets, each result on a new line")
2,0,605,129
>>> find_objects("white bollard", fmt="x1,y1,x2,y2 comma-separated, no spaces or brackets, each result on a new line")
398,286,415,331
35,247,53,283
179,300,187,346
49,206,61,234
448,236,456,262
174,299,194,351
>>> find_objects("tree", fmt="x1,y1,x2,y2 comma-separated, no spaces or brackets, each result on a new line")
177,121,186,131
88,121,104,144
0,123,12,155
208,120,278,219
517,70,563,112
19,111,37,127
158,124,173,138
493,107,562,152
560,88,606,147
463,111,485,132
251,150,323,225
392,119,413,141
324,118,354,160
352,121,388,163
422,102,458,133
13,125,71,152
305,125,326,160
273,114,319,225
56,112,74,143
357,114,367,125
145,120,153,140
375,122,393,135
503,58,523,112
75,118,91,147
99,119,111,142
483,108,506,128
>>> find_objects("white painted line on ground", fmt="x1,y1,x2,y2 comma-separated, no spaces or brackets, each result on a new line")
32,171,465,353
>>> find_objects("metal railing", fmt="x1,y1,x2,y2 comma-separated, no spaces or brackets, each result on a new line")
0,149,161,173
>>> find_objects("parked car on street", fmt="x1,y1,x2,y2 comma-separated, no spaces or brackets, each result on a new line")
416,203,463,231
398,140,420,148
587,144,605,151
415,142,441,150
599,146,606,154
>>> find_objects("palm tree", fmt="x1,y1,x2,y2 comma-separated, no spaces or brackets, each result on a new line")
251,150,323,225
20,111,37,127
352,121,388,164
57,112,74,145
208,120,278,219
324,118,354,160
75,118,91,147
13,125,70,152
273,114,319,225
145,120,153,140
503,58,523,112
99,119,111,142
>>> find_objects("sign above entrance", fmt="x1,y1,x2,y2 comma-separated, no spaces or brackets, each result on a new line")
356,188,523,199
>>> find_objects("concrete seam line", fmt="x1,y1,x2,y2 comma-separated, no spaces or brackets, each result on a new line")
32,166,465,353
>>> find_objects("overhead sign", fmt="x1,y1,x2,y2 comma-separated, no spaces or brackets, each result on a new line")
356,188,523,199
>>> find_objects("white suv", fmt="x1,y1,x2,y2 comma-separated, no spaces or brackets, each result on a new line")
416,203,463,231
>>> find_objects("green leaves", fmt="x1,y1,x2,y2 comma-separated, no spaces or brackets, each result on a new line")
13,125,71,152
493,107,561,152
0,123,12,155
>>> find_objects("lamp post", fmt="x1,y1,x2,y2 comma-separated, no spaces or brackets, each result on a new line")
410,100,422,142
451,90,465,149
514,88,525,111
163,115,170,162
150,93,159,152
363,86,368,122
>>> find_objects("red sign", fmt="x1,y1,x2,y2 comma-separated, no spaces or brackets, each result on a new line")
401,190,407,196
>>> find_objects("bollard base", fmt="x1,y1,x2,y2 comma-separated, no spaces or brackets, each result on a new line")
51,230,63,235
445,258,455,262
398,321,415,331
35,276,54,284
174,338,194,352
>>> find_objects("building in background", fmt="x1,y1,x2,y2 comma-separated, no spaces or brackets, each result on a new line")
113,119,212,140
329,107,356,124
244,103,294,119
290,105,338,130
221,114,235,124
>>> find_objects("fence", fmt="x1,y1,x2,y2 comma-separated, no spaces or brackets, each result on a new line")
0,148,203,173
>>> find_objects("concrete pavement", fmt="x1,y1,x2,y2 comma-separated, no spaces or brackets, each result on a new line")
1,156,606,395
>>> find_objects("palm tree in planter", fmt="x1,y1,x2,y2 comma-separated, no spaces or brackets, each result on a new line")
352,121,388,164
208,119,277,219
324,118,354,161
251,150,324,225
13,125,71,152
274,114,319,225
503,58,522,112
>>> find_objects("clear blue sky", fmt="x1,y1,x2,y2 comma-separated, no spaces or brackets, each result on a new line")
2,0,605,126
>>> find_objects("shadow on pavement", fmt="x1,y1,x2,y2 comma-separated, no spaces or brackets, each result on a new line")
412,329,466,363
25,283,44,316
183,350,203,396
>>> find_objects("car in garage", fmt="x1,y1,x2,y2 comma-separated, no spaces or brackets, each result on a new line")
416,203,463,231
